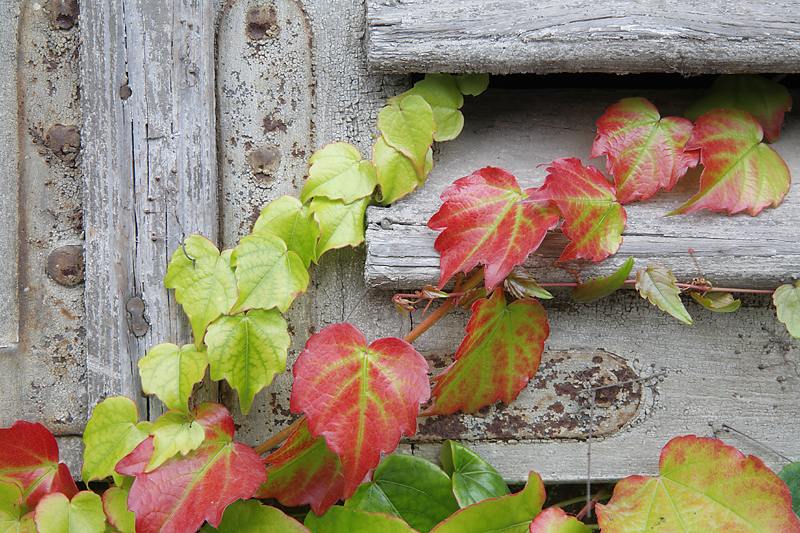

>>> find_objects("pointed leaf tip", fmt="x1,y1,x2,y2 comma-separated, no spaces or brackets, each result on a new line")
635,265,692,324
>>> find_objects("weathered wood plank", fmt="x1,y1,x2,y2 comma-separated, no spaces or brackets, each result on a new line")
83,0,218,416
366,88,800,290
367,1,800,74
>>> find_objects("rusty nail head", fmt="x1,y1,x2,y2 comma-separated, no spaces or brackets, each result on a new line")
49,0,79,30
45,125,81,162
46,245,85,286
246,6,279,39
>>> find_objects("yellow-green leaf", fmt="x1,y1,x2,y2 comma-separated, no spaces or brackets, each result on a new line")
81,398,151,482
145,411,206,472
774,281,800,338
373,136,433,204
34,492,106,533
301,143,377,204
378,94,437,176
691,291,741,313
308,196,370,261
635,265,692,324
252,195,321,269
138,343,208,413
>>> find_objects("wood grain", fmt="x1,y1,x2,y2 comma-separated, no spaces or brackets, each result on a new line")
367,0,800,74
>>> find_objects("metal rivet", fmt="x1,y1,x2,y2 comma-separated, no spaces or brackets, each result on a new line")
380,218,391,230
46,245,85,286
49,0,79,30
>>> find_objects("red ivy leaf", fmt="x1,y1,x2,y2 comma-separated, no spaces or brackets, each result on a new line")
0,421,78,511
426,289,548,416
527,158,626,262
597,436,800,532
591,97,698,204
290,323,430,497
668,108,791,216
428,167,560,289
115,402,267,533
255,419,345,516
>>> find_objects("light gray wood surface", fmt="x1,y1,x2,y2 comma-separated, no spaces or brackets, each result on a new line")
367,1,800,74
82,0,218,416
366,88,800,291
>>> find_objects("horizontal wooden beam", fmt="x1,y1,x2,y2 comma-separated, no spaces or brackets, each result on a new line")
366,1,800,74
365,88,800,290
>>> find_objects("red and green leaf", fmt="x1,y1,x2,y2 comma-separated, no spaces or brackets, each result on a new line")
0,422,77,511
426,289,548,416
668,108,791,216
428,167,560,289
527,158,626,262
115,402,267,533
596,435,800,532
591,97,698,203
529,507,591,533
572,257,634,303
256,419,345,516
290,323,430,497
685,74,792,142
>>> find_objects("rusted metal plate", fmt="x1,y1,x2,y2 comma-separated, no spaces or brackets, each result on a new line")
409,350,648,443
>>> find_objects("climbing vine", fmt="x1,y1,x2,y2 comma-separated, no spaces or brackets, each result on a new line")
2,73,800,532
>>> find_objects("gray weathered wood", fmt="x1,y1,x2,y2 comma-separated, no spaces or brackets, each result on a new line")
82,0,218,416
367,1,800,74
366,88,800,290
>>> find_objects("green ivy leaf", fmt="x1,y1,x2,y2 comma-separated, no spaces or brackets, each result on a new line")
101,485,135,533
774,281,800,339
205,309,291,415
635,265,692,325
252,195,321,269
305,506,416,533
373,136,433,204
456,74,490,96
308,196,370,260
572,257,634,303
529,507,591,533
390,74,464,142
691,291,741,313
138,343,208,413
33,492,106,533
145,411,206,472
230,233,309,314
345,454,459,533
201,500,310,532
300,143,377,204
164,235,238,347
429,472,545,533
378,94,437,176
779,462,800,519
81,397,151,482
441,441,510,508
0,482,36,533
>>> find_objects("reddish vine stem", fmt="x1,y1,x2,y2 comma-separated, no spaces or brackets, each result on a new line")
538,279,776,294
255,416,304,455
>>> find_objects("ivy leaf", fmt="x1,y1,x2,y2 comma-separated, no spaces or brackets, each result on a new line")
345,454,459,533
685,74,792,142
0,481,36,533
456,74,490,97
138,343,208,413
596,435,800,532
230,233,309,314
164,235,238,347
503,270,553,300
779,462,800,519
300,142,377,204
305,506,417,532
308,196,370,260
690,291,741,313
378,94,437,175
115,402,267,533
101,484,135,533
527,158,626,263
256,419,345,516
529,507,591,533
774,281,800,339
390,74,465,142
33,492,106,533
426,289,548,416
205,309,291,415
572,257,634,303
290,323,430,497
202,500,310,533
668,108,791,216
82,398,151,483
0,421,78,512
252,195,321,269
428,167,560,290
441,440,510,508
591,98,698,204
635,265,692,324
145,411,206,472
373,136,433,204
429,472,546,533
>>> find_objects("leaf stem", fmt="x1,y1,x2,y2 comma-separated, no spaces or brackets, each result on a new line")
255,417,303,455
548,493,609,510
539,279,775,294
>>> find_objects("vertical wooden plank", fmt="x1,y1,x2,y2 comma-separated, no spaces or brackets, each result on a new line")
83,0,218,416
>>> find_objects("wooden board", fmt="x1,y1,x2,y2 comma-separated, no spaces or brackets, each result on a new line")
366,1,800,74
365,88,800,291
